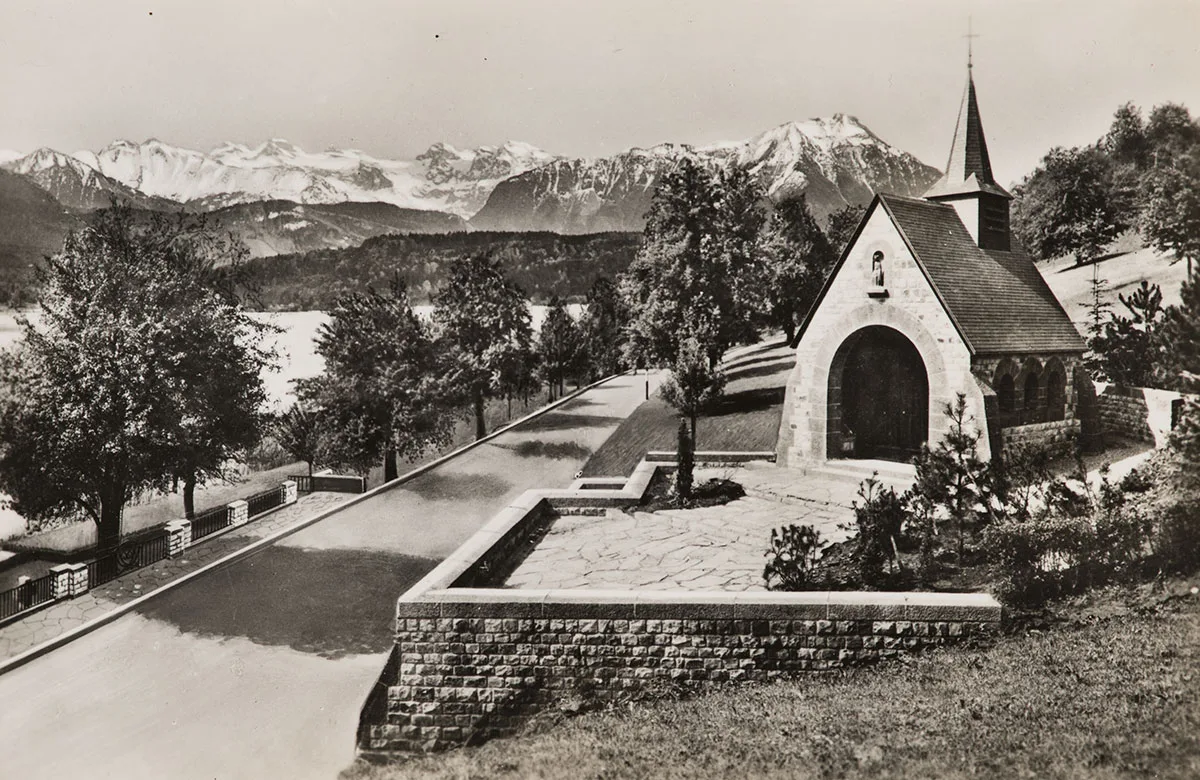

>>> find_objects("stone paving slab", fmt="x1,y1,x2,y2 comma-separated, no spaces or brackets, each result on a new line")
0,492,352,661
505,464,875,592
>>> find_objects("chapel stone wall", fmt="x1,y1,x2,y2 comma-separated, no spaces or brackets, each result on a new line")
780,205,986,465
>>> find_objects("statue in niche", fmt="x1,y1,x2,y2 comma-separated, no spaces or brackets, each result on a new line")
871,250,885,287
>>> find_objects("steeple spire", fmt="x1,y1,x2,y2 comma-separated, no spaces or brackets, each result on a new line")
923,66,1011,200
924,53,1013,252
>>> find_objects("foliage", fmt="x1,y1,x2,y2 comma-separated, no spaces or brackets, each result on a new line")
275,403,325,477
620,156,766,370
763,523,823,591
298,277,455,480
1087,280,1168,385
1140,147,1200,275
1157,497,1200,573
538,295,580,400
578,276,627,381
245,231,641,310
675,417,694,506
824,204,865,257
0,206,273,548
983,511,1096,606
757,195,837,344
433,254,534,440
1011,145,1135,265
907,394,992,560
658,336,726,442
852,475,906,587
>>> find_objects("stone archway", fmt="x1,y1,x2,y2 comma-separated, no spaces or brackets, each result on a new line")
827,326,929,462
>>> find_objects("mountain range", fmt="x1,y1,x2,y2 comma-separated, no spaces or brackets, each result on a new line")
0,116,940,279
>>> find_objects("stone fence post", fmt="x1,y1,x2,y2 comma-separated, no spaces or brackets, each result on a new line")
165,519,192,557
51,562,89,599
282,480,298,506
227,499,249,527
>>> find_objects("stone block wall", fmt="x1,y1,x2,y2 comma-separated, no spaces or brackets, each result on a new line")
364,594,999,754
999,419,1080,456
1096,386,1155,444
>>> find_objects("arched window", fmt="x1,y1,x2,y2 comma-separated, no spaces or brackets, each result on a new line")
997,375,1016,413
1046,371,1066,422
1024,373,1040,411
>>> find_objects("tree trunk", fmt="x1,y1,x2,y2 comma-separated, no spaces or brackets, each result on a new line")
507,394,512,419
307,459,314,478
183,472,196,520
559,376,565,398
384,445,398,483
474,390,486,440
98,496,123,555
784,320,796,346
690,413,698,449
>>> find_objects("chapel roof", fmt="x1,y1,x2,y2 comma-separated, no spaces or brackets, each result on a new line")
877,193,1084,355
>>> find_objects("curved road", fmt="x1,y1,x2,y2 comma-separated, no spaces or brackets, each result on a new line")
0,373,658,780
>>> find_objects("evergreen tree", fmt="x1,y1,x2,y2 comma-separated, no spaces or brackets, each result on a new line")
659,336,726,443
758,195,837,345
1090,281,1167,386
433,254,534,439
1165,276,1200,477
0,207,273,548
298,278,454,481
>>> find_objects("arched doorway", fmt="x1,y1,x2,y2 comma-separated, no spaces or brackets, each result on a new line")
827,326,929,462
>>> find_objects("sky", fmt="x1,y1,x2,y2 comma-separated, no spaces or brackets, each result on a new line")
1,0,1198,184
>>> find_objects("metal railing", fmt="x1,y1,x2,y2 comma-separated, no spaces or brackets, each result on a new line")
190,505,230,541
245,486,284,518
0,572,56,622
290,474,313,493
87,531,170,588
287,474,367,494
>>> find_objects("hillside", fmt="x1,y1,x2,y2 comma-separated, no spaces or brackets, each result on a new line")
0,170,75,302
1037,242,1189,335
247,231,642,309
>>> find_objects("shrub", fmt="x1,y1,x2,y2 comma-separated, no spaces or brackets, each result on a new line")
763,524,823,591
1156,498,1200,573
984,512,1097,606
853,475,906,587
1119,467,1154,494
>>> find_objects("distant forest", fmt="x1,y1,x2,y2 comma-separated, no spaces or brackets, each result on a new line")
246,231,643,309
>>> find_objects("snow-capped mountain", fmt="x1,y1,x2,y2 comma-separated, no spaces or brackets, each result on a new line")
71,138,558,218
4,148,177,211
471,115,940,233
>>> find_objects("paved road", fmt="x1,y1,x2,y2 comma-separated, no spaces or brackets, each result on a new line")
0,373,658,780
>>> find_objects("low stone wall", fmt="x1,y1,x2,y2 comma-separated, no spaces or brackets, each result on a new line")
367,592,998,753
999,419,1080,455
357,456,1003,757
1096,386,1155,444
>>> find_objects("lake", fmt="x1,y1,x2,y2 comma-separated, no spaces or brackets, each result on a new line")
0,305,580,412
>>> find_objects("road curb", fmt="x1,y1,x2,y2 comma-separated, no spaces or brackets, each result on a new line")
0,370,635,677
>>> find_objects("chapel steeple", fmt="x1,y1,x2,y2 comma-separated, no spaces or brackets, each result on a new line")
923,64,1013,251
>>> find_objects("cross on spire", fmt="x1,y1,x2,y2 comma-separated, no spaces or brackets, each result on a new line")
965,17,980,70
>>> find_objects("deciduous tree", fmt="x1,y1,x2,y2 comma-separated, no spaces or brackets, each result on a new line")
298,277,455,481
0,207,273,549
433,255,534,439
1011,145,1134,266
758,195,837,345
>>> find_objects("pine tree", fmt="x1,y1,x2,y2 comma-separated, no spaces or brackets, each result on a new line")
659,336,726,444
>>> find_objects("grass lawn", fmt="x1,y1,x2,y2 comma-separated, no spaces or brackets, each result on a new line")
346,581,1200,780
581,339,795,477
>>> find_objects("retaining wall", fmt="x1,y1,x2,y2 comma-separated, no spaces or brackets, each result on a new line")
999,419,1080,455
358,454,1002,756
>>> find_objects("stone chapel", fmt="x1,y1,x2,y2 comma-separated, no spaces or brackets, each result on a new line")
778,65,1086,467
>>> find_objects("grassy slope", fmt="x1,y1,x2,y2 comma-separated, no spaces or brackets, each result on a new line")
1038,243,1188,334
581,340,795,477
348,586,1200,780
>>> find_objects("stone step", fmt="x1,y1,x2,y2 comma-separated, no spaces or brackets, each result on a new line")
801,459,916,492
